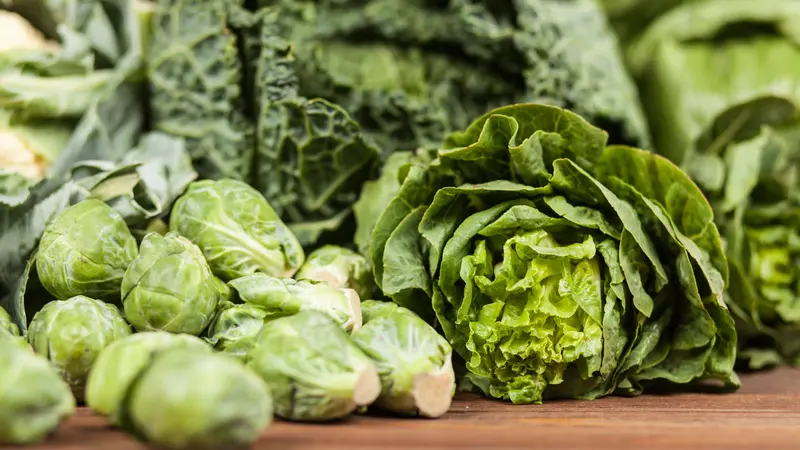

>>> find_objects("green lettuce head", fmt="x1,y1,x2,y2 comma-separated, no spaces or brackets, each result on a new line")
352,301,455,418
169,179,305,280
247,311,380,421
370,103,738,404
0,332,75,445
27,295,132,400
295,245,376,300
205,302,270,360
229,273,362,332
122,232,220,335
0,305,19,336
625,0,800,367
121,348,273,450
85,332,211,424
36,199,139,300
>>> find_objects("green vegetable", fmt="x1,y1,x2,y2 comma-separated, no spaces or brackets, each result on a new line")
247,310,380,421
295,245,376,300
370,103,738,404
36,199,138,300
121,231,220,335
148,0,648,246
230,273,362,333
0,331,75,445
626,0,800,367
205,302,269,361
27,295,132,400
169,179,305,281
121,347,273,450
352,301,455,417
85,331,210,425
0,305,19,336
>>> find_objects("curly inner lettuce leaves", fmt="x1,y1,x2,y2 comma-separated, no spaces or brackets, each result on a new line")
247,311,380,421
352,300,455,417
229,273,362,333
370,103,737,404
626,0,800,367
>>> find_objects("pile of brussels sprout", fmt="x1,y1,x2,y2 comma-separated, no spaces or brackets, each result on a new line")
0,179,456,449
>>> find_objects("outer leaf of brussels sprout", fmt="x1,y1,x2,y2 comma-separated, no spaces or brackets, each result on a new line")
85,331,211,425
123,347,273,450
205,302,269,361
352,302,455,418
229,273,362,332
36,199,138,300
295,245,376,300
247,311,380,421
169,179,305,281
27,295,132,400
121,232,220,335
0,305,19,336
0,331,75,445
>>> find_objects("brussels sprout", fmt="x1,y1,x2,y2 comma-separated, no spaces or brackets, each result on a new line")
352,301,455,418
169,179,305,281
0,332,75,445
27,296,132,400
0,305,19,337
295,245,376,300
121,232,220,335
123,347,273,450
206,302,269,360
86,332,210,424
36,199,138,300
247,311,380,421
230,273,362,332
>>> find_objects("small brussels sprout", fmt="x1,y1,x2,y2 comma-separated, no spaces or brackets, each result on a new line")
230,273,362,332
0,305,19,337
123,347,273,450
0,332,75,445
121,232,220,335
295,245,376,300
247,311,380,421
169,179,305,281
86,332,210,424
213,276,234,303
352,301,455,418
27,296,132,400
37,199,138,300
206,302,269,360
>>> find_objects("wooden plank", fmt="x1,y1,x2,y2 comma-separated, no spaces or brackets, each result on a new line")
18,368,800,450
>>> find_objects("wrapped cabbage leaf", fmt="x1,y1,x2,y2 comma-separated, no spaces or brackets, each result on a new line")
120,347,273,450
86,331,210,424
626,0,800,367
229,273,362,332
0,331,75,445
122,232,220,335
169,179,305,281
352,301,455,417
205,302,269,360
295,245,376,300
247,310,380,421
370,103,738,404
148,0,648,246
27,295,132,400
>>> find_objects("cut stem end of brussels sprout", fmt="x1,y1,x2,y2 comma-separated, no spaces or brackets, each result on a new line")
353,365,381,406
411,367,456,418
344,289,363,332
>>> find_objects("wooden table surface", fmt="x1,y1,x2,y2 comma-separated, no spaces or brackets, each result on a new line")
17,368,800,450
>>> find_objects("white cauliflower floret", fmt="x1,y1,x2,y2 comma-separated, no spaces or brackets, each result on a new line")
0,10,59,53
0,132,46,180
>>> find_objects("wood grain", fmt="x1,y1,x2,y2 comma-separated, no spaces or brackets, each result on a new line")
13,368,800,450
